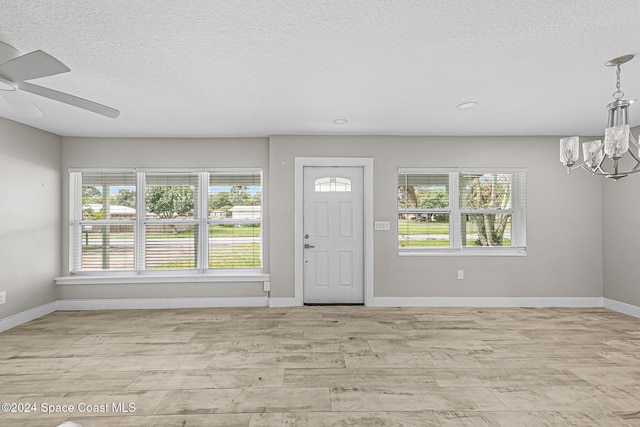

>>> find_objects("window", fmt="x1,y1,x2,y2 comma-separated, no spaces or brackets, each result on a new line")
69,169,262,274
73,171,137,270
398,173,451,248
397,168,526,255
209,172,261,269
145,172,199,270
315,176,352,192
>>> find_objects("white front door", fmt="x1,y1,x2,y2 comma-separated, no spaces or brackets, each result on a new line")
303,166,364,304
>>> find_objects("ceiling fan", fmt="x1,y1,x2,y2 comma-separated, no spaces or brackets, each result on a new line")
0,41,119,118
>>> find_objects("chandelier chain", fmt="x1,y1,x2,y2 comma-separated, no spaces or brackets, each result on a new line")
613,64,624,100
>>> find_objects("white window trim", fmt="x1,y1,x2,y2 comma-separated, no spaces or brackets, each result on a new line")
55,272,270,285
398,167,526,257
67,167,264,276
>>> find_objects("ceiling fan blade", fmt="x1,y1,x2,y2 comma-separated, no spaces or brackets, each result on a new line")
0,41,20,65
0,90,43,117
19,82,120,118
0,50,70,82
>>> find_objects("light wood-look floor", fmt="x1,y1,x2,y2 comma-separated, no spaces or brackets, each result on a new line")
2,306,640,426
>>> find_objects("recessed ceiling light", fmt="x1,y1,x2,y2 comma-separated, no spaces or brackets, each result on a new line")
332,118,348,125
456,102,477,110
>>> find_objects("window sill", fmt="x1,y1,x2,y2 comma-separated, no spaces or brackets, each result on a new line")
399,248,526,257
55,272,270,285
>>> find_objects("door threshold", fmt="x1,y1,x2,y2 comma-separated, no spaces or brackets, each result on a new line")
304,303,364,306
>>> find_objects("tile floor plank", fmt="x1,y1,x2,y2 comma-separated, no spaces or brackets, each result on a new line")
156,388,332,414
330,385,508,412
127,369,284,390
249,411,441,426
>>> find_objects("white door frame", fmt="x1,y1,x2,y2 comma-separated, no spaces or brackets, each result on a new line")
294,157,374,306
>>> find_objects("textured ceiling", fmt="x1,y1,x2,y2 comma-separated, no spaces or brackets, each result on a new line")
0,0,639,138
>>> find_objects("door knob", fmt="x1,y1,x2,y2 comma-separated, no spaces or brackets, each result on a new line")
304,243,315,249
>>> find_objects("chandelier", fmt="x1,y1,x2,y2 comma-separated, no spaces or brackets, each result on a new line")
560,54,638,180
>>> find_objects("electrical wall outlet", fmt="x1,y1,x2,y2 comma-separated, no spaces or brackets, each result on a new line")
0,291,6,304
457,270,464,280
263,281,271,292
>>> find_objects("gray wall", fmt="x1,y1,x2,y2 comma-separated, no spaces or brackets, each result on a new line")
60,137,269,300
53,134,605,303
270,135,603,299
603,125,640,306
0,118,61,318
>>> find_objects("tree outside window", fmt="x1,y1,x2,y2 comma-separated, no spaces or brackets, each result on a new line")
461,173,512,247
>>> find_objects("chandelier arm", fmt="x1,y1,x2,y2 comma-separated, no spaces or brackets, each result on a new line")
630,133,640,149
566,162,586,172
580,164,615,176
627,146,640,163
591,141,607,169
621,164,640,175
580,164,602,174
582,158,640,177
618,159,640,175
593,163,606,174
583,145,608,174
607,164,640,178
584,152,602,167
580,157,609,174
572,151,608,174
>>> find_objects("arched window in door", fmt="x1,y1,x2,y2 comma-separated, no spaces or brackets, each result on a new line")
314,177,352,192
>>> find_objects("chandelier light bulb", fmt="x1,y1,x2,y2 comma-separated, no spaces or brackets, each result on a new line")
582,140,603,169
560,136,579,167
604,125,630,160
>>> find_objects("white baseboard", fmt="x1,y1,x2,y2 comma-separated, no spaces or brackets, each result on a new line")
56,297,269,310
604,298,640,319
0,301,58,333
373,296,604,308
268,297,301,308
